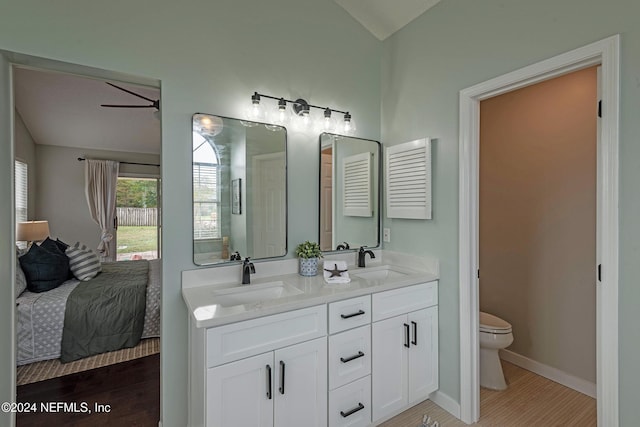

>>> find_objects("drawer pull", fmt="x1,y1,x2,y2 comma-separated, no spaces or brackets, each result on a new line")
340,402,365,418
340,309,365,319
266,364,272,399
340,351,365,363
404,323,410,348
279,360,285,394
411,321,418,346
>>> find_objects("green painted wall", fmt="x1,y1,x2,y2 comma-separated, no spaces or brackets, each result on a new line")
381,0,640,423
0,1,380,426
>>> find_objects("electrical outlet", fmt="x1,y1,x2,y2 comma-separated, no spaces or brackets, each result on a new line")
383,228,391,243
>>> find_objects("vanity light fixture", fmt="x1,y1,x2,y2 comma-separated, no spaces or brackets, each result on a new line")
248,91,356,134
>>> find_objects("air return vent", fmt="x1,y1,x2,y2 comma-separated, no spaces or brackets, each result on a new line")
385,138,432,219
342,152,372,217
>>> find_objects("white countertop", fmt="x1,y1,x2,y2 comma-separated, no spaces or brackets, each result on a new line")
182,250,439,328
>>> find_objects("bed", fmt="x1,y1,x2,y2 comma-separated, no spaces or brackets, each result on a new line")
16,258,161,366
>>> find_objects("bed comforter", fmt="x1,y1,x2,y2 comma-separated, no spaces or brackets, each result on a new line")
16,258,160,366
60,260,149,363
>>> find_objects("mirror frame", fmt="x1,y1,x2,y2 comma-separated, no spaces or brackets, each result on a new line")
318,132,381,254
192,113,289,266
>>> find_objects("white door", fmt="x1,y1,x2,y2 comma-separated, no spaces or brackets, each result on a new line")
274,337,327,427
408,307,439,403
253,152,286,258
372,315,408,422
320,151,333,251
207,352,274,427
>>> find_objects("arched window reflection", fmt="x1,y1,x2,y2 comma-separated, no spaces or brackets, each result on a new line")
193,132,220,239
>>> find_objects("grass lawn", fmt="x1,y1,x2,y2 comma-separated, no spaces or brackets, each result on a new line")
117,226,157,254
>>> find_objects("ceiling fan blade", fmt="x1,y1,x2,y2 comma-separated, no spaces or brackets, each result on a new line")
101,104,156,108
105,82,157,104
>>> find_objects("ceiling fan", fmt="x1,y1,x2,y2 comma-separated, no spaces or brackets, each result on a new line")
100,82,160,111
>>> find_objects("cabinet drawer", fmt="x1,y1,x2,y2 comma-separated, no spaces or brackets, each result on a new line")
329,325,371,390
329,375,371,427
206,305,327,367
372,282,437,322
329,295,371,334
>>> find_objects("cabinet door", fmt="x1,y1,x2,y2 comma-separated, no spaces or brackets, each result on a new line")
372,315,408,422
408,306,439,404
274,337,327,427
207,352,274,427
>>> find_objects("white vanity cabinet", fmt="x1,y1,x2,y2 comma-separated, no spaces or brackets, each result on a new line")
327,295,372,427
187,279,439,427
207,337,327,427
194,305,327,427
371,282,439,423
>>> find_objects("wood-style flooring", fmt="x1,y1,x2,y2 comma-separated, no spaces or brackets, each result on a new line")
16,354,159,427
381,360,596,427
16,357,595,426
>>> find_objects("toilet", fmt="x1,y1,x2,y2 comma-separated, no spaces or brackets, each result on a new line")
479,311,513,390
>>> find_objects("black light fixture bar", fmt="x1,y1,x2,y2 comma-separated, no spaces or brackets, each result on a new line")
252,92,349,116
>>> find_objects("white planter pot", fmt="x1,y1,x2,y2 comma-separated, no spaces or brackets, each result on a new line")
299,257,319,276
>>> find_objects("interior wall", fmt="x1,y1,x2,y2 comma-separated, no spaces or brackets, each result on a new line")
380,1,640,420
35,144,161,250
14,110,36,218
0,2,381,425
0,49,16,426
479,67,597,383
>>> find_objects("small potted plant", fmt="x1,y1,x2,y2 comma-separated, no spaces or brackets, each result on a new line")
295,241,322,276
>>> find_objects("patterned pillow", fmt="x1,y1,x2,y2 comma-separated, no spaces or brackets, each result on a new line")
15,247,27,297
66,242,102,281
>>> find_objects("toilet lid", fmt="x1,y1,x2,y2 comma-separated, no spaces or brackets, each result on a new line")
479,311,512,334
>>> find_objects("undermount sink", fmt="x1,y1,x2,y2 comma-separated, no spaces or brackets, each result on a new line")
353,265,410,281
212,281,303,307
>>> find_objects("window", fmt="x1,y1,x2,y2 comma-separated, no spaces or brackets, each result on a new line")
15,159,28,223
193,132,220,239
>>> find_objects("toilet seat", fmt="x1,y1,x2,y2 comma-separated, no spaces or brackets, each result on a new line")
479,311,512,334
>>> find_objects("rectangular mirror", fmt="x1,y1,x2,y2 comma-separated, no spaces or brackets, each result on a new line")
319,133,380,252
193,114,287,265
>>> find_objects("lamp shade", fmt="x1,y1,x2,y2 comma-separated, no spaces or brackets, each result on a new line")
17,221,50,242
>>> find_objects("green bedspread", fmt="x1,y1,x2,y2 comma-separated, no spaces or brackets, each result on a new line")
60,260,149,363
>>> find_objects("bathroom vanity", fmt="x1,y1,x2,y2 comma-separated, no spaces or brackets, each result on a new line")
182,252,439,427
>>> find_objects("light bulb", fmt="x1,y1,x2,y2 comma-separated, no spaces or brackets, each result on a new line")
245,92,264,121
270,98,289,126
343,112,356,134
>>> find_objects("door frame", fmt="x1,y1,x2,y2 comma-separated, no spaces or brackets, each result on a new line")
458,35,619,425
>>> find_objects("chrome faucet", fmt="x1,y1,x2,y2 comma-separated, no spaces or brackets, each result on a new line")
357,246,375,267
242,257,255,284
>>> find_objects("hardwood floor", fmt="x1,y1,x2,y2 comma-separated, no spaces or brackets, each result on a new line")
16,354,159,427
381,361,596,427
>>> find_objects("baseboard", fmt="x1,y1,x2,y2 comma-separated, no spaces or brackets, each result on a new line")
499,349,596,398
428,390,461,419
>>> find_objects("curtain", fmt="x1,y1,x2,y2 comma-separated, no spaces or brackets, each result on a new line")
84,159,120,262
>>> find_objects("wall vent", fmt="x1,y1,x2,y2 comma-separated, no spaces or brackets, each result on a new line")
385,138,432,219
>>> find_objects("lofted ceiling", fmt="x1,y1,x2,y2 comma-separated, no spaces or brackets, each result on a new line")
334,0,441,40
13,67,161,155
12,2,438,154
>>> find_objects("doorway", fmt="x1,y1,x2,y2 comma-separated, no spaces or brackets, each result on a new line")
458,35,619,425
479,65,598,401
116,177,160,261
9,56,162,426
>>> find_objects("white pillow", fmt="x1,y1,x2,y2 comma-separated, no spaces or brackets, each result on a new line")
66,242,102,281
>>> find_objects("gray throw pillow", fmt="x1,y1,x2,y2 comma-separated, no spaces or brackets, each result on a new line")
15,247,27,297
66,242,102,281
